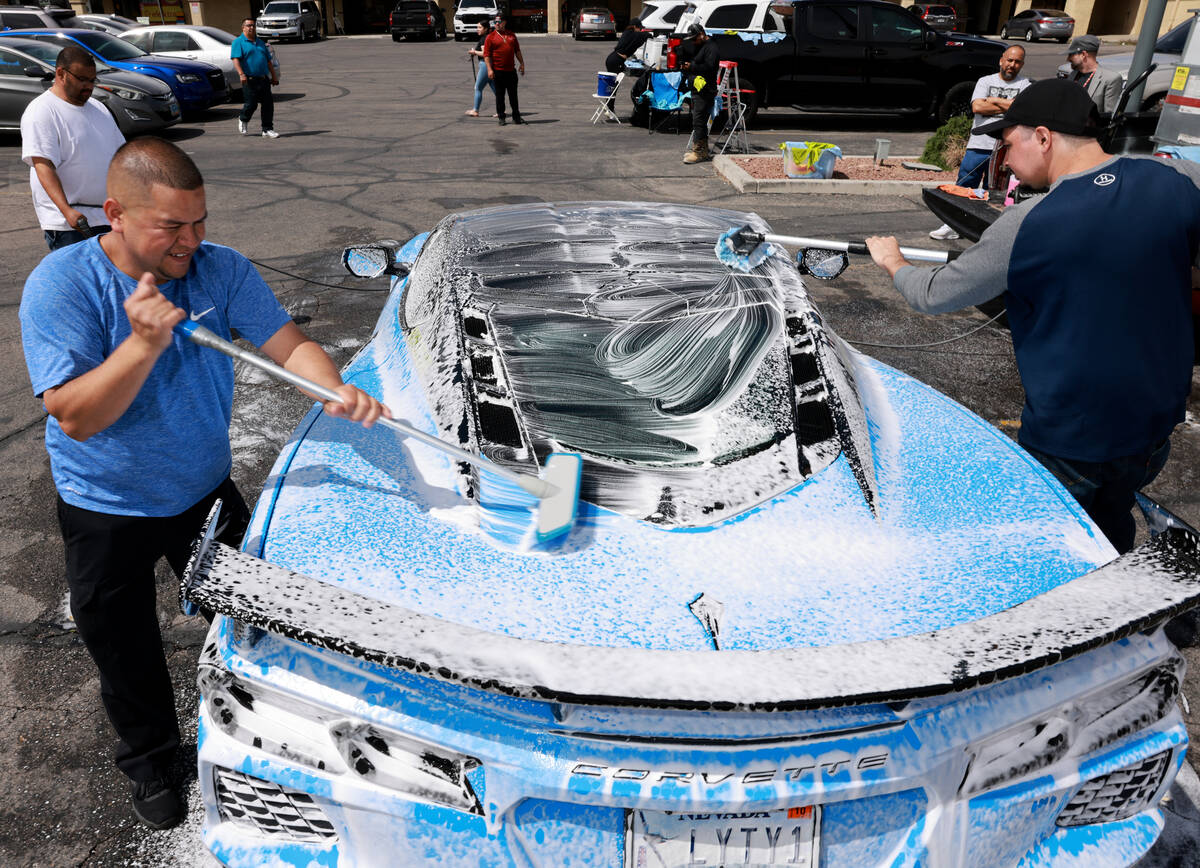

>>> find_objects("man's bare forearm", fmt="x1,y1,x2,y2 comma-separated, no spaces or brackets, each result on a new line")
31,158,81,226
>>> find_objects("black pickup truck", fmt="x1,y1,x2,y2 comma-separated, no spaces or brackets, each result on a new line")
655,0,1005,125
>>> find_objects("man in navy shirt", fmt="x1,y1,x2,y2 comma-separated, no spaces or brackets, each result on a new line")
20,137,387,829
230,18,279,137
866,79,1198,556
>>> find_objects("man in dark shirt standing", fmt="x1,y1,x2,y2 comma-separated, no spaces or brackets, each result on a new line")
679,23,719,164
865,79,1199,555
484,13,525,125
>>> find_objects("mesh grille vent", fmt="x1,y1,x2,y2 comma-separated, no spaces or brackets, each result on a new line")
214,767,338,841
1056,751,1171,827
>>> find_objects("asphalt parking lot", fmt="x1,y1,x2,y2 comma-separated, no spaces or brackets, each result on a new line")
0,33,1197,867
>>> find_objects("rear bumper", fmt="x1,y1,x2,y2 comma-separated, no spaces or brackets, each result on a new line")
195,618,1189,867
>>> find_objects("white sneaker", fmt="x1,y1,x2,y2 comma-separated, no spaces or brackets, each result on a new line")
237,119,247,135
262,129,280,138
929,224,959,240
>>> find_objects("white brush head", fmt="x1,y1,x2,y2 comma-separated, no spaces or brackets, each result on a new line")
536,453,583,542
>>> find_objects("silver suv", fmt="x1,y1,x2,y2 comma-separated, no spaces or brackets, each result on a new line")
256,0,323,42
0,5,78,30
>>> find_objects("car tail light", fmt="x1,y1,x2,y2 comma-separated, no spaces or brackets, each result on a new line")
389,12,394,25
427,13,433,24
1155,150,1175,158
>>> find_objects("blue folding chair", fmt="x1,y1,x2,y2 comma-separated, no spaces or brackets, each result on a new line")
637,70,690,135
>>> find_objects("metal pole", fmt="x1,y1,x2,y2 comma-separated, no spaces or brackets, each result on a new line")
1125,0,1170,110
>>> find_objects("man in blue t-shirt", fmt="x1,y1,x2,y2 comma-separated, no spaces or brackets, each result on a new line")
19,137,387,830
230,18,279,137
865,79,1199,558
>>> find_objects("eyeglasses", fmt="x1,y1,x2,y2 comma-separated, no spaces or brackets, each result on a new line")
64,68,97,85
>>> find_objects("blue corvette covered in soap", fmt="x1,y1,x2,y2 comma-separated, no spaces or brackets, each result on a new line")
184,203,1200,868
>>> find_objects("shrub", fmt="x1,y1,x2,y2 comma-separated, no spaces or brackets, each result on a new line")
921,114,973,171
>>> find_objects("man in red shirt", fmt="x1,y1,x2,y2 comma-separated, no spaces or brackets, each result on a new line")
484,13,525,125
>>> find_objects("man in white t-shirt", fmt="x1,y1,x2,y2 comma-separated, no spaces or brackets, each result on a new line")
930,45,1030,241
20,44,125,251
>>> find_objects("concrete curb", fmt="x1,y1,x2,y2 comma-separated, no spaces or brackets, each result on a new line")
714,154,948,196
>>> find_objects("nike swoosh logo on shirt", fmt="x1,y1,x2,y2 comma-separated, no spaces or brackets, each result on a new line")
190,307,214,322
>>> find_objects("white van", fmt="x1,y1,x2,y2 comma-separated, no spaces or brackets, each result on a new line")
680,0,787,34
635,1,690,34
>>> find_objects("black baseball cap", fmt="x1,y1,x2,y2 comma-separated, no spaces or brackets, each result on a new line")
972,78,1102,138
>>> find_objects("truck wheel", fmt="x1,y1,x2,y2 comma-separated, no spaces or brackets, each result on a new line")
937,81,974,124
999,25,1008,38
392,32,402,41
713,77,759,129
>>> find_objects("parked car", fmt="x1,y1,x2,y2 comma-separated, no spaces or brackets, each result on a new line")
74,13,139,34
452,0,501,40
390,0,448,40
635,0,690,34
0,5,78,31
1000,8,1074,43
1055,14,1192,112
5,29,227,113
183,200,1200,868
907,3,957,32
0,35,180,135
121,25,239,93
573,6,617,38
680,0,788,33
256,0,324,42
640,0,1006,125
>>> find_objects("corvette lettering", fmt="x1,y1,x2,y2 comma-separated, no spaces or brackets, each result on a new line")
570,752,889,783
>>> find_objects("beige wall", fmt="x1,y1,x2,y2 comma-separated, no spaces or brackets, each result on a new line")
1008,0,1184,36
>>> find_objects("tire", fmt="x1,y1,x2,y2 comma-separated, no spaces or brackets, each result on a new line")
999,25,1008,38
1057,36,1067,43
392,32,402,41
631,99,649,127
937,80,974,124
1141,92,1165,113
573,27,580,39
712,75,760,129
1024,27,1035,42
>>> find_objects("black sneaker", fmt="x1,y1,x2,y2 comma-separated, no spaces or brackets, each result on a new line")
512,116,524,125
498,116,507,125
132,777,184,830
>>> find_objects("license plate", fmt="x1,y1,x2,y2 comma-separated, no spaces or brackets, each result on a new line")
626,805,820,867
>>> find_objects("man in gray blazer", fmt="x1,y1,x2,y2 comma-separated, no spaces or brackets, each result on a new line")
1067,35,1124,113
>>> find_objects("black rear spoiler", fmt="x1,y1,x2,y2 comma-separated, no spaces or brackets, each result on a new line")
182,500,1200,712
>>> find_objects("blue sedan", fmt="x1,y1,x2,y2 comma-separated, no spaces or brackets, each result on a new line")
5,28,226,112
182,202,1200,868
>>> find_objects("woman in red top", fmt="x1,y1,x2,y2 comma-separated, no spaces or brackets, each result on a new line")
484,14,525,125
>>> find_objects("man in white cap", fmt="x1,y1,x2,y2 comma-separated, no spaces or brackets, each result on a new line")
1067,34,1123,113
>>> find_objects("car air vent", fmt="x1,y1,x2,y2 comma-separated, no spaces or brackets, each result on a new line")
214,767,337,841
785,315,837,452
477,396,523,449
469,352,498,386
463,314,489,341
